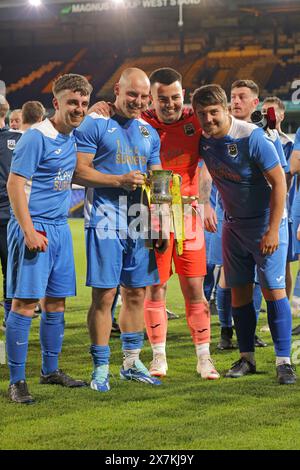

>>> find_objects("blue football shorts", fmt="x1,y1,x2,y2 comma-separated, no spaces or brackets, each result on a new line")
222,215,288,289
7,219,76,299
287,219,297,262
208,215,224,266
85,228,160,288
292,214,300,257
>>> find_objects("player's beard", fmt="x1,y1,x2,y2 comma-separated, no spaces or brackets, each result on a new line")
203,123,217,135
203,122,224,137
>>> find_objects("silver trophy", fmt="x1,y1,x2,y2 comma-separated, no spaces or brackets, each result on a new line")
148,170,173,204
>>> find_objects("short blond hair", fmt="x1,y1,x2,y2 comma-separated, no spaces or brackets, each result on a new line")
262,96,285,112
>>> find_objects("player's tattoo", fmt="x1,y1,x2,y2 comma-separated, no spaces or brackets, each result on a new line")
199,178,212,204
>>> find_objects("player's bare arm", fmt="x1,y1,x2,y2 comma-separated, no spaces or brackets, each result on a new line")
261,164,287,255
7,173,48,252
73,151,146,190
199,162,217,232
290,149,300,175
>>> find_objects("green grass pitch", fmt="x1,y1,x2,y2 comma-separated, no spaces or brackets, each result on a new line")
1,219,300,450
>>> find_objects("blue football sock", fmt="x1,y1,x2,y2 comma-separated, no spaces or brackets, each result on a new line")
40,311,65,375
267,298,292,357
231,302,256,353
6,311,32,384
121,331,144,351
4,299,12,323
253,283,263,321
216,286,232,327
90,344,110,367
293,270,300,297
204,263,215,301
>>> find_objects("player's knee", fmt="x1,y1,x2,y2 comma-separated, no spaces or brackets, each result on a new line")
12,298,39,316
43,297,65,312
231,284,253,307
122,287,145,308
146,283,166,301
91,287,116,309
262,288,287,302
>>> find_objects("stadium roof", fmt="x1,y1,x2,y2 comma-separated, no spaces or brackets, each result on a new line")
0,0,299,7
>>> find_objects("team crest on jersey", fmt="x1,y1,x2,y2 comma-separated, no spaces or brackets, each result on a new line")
184,123,195,136
7,139,16,150
227,144,238,158
139,126,150,138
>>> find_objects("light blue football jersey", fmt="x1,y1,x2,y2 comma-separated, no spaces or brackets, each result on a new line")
270,128,287,169
294,128,300,151
75,113,161,230
291,128,300,217
200,117,284,219
278,132,295,219
10,119,76,223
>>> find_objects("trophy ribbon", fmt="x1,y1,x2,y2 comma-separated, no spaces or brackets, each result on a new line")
171,174,185,256
141,175,154,249
141,176,152,207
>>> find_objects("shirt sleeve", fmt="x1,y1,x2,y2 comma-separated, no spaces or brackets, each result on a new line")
283,141,294,173
74,114,106,154
147,128,161,167
273,132,287,169
10,129,44,179
294,128,300,151
249,128,280,173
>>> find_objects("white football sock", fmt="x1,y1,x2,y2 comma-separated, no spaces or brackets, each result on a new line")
276,356,291,366
152,342,166,356
195,343,210,359
123,348,141,370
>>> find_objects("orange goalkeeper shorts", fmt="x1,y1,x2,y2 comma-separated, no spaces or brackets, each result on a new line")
155,211,206,284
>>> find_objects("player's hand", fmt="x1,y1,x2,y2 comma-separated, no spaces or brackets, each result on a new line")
121,170,145,191
25,229,48,253
260,229,279,255
88,101,115,117
154,237,170,254
204,203,217,232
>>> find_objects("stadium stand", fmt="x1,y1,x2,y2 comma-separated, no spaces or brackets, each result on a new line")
7,61,62,94
42,48,88,94
0,45,122,108
2,38,300,106
96,54,199,99
1,0,300,118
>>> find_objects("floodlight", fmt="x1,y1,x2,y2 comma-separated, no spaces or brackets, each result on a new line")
29,0,42,7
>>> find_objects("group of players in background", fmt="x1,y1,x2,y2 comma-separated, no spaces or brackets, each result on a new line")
1,65,300,405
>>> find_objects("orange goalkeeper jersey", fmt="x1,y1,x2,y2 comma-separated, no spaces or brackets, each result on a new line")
142,108,202,197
